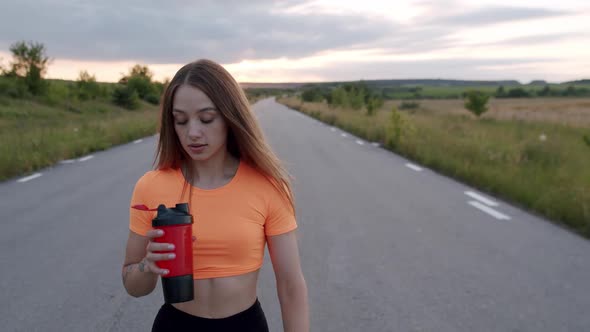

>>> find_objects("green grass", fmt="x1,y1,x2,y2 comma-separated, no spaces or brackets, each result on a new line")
0,79,263,182
278,96,590,238
0,96,159,181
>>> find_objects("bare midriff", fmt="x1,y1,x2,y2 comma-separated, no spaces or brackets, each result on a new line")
172,269,260,318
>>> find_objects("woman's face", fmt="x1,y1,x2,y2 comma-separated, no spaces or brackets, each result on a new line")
172,84,229,161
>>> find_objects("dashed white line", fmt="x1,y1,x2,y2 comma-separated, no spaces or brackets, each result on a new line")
133,139,143,144
60,159,76,164
468,201,511,220
465,191,498,207
330,128,337,132
17,173,42,183
405,163,423,172
341,133,348,137
78,155,94,162
371,142,380,147
356,140,365,145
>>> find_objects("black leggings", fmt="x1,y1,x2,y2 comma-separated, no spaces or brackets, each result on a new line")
151,298,269,332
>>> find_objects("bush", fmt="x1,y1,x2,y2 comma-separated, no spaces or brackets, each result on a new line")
42,81,70,106
76,70,101,100
0,76,30,98
399,101,420,110
386,106,415,148
127,75,156,100
8,41,50,96
112,85,140,110
507,88,530,98
584,135,590,148
330,87,349,108
365,96,383,116
144,93,160,105
464,90,490,117
301,87,323,102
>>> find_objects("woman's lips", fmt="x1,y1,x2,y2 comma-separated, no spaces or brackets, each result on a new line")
188,144,207,153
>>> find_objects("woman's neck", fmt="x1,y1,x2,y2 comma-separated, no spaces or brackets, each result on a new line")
183,154,240,189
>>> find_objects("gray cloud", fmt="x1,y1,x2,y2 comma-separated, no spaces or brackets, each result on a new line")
430,6,570,26
0,0,398,63
0,0,581,81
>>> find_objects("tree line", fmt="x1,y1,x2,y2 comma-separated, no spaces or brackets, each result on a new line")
0,40,167,109
300,81,385,115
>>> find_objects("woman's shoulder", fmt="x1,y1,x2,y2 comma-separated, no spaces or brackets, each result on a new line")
239,161,287,196
134,167,179,191
240,162,273,186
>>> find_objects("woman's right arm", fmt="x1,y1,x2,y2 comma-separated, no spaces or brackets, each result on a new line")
122,229,173,298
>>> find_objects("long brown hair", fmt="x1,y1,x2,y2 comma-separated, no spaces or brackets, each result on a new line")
152,59,295,216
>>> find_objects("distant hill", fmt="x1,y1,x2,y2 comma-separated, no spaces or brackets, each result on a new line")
563,79,590,85
240,79,523,89
529,80,548,86
240,82,307,89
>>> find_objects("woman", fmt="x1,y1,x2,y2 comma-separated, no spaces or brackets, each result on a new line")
121,59,309,331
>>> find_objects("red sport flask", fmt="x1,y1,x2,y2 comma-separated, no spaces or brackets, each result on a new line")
152,203,194,303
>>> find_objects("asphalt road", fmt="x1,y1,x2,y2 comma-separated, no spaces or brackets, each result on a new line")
1,97,589,331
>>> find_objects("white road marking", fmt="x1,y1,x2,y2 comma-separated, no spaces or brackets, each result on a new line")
60,159,76,164
133,139,143,144
356,140,365,145
371,142,380,147
405,163,423,172
330,128,337,132
468,201,511,220
341,133,348,137
78,155,94,162
17,173,42,183
465,191,499,207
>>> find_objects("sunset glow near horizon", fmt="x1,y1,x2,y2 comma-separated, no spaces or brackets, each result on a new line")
0,0,589,84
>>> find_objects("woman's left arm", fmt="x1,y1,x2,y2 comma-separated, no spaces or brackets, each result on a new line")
267,230,310,332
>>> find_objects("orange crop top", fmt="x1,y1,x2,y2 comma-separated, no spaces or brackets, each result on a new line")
128,160,298,279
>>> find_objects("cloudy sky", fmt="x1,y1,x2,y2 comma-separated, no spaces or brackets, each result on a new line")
1,0,589,83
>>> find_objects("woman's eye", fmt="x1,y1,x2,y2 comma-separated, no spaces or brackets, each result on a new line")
174,118,214,125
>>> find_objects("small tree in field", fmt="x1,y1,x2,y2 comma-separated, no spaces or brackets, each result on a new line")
9,41,50,95
464,90,490,117
76,70,101,100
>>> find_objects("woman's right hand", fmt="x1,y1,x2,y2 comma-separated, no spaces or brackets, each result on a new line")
144,229,174,275
144,229,196,276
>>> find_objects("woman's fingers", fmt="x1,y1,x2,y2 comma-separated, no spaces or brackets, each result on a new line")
146,260,169,275
147,241,175,252
146,251,176,262
146,229,164,239
143,229,194,276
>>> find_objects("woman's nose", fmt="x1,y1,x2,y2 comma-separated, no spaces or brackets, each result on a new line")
188,122,204,138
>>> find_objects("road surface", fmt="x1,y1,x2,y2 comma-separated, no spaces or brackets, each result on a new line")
1,97,589,331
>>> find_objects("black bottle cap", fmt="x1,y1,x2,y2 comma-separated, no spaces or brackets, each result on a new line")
152,203,193,227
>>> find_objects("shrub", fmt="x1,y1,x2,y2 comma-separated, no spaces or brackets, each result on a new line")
112,85,140,110
386,106,415,148
0,76,30,98
127,75,156,100
144,93,160,105
8,41,50,96
399,101,420,110
464,90,490,117
507,88,530,98
76,70,101,100
301,87,323,102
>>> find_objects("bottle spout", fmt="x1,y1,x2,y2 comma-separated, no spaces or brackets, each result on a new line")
131,204,158,211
